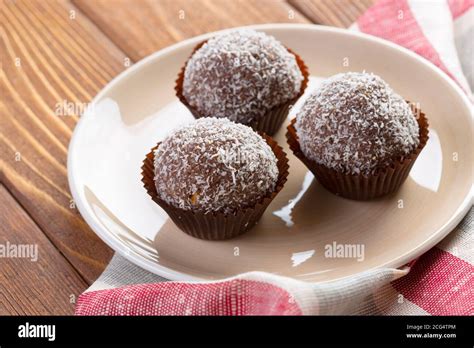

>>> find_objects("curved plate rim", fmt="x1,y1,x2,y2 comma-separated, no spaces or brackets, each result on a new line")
68,23,473,283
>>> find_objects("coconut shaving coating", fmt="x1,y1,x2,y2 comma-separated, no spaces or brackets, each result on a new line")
154,117,278,214
295,72,420,176
183,29,303,124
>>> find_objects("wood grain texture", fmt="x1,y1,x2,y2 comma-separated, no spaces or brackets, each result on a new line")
0,0,124,283
0,185,88,315
73,0,310,61
0,0,371,313
289,0,375,27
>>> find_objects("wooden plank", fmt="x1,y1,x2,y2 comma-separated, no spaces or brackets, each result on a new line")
73,0,310,61
0,185,88,315
288,0,375,27
0,0,125,283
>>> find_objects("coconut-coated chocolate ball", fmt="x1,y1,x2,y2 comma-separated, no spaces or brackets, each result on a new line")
182,29,303,124
154,117,278,214
295,72,420,176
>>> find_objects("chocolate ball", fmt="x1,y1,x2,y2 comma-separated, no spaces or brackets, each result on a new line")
295,72,420,176
154,117,278,214
182,29,304,124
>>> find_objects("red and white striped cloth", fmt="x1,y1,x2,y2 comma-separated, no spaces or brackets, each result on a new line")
75,0,474,316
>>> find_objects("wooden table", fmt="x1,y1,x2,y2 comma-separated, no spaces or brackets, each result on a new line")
0,0,374,315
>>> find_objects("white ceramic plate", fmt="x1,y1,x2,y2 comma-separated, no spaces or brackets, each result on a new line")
68,24,473,282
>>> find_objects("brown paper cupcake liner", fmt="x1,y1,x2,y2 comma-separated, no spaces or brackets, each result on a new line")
175,40,309,136
141,134,289,240
286,103,429,200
